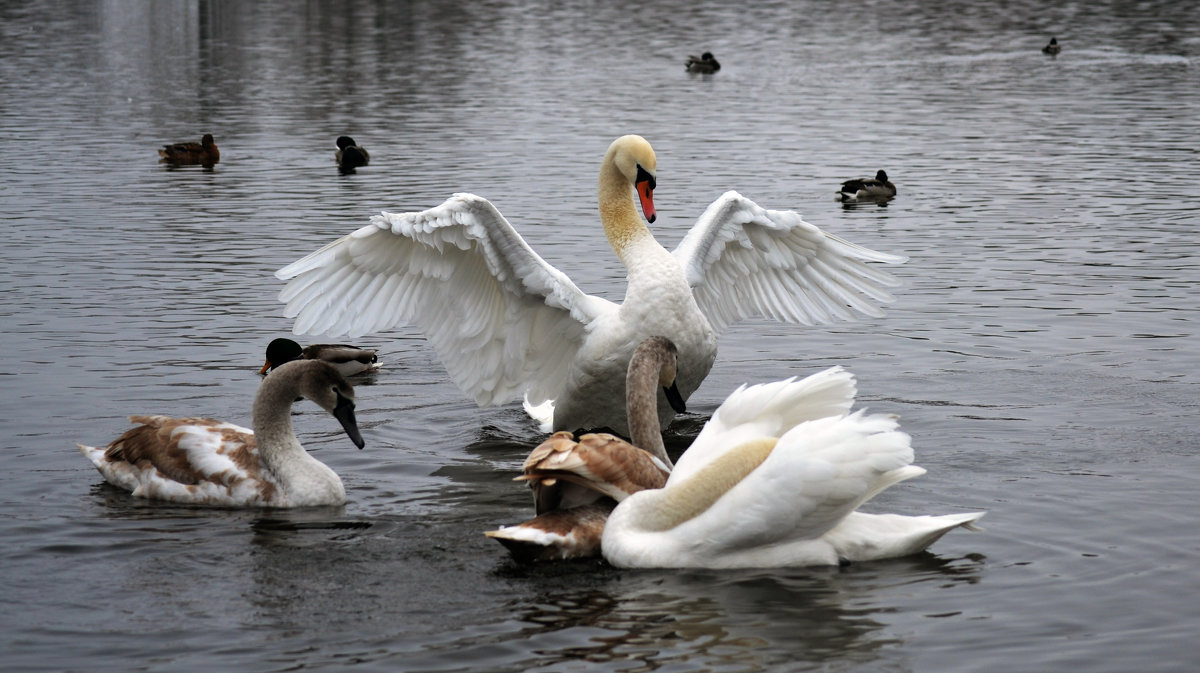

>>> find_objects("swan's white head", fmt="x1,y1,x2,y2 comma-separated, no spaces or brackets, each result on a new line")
605,135,658,223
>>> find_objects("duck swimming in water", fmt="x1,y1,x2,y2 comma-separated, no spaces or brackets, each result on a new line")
259,337,380,377
685,51,721,73
158,134,219,166
836,170,897,202
336,136,370,173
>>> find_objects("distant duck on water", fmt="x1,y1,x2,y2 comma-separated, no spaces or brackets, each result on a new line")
1042,37,1061,55
836,170,897,202
685,51,720,73
78,359,366,508
260,337,380,377
158,134,219,166
336,136,370,173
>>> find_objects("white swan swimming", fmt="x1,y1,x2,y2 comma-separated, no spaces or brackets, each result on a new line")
276,135,905,436
600,367,985,568
78,359,366,507
485,337,680,562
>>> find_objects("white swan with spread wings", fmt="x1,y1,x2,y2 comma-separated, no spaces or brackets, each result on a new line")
276,135,905,435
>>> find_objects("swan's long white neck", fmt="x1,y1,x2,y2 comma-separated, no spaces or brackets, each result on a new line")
598,151,654,264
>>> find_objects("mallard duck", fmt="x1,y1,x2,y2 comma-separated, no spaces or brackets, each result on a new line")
276,135,905,437
78,359,366,507
336,136,370,173
685,51,721,73
158,134,219,166
485,337,681,562
259,337,379,377
836,170,897,202
1042,37,1061,55
600,366,985,568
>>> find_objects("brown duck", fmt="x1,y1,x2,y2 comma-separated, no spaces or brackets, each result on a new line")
158,133,219,166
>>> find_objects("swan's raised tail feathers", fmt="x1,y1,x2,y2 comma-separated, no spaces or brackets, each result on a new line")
827,511,986,563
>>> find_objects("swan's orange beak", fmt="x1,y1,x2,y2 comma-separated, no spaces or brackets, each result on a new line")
258,360,273,375
635,165,656,223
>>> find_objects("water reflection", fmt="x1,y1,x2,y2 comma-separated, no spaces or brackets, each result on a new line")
501,568,897,670
840,196,893,209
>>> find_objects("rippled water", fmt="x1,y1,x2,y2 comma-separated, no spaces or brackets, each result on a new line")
2,1,1198,671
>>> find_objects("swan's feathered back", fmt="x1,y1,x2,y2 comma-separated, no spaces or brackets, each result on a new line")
704,412,916,550
671,366,858,484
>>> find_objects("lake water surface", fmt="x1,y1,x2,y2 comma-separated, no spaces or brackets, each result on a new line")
2,1,1198,671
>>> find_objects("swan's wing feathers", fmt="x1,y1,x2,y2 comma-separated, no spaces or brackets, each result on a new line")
709,366,857,432
672,367,859,484
672,191,906,332
101,416,260,487
706,411,917,550
277,194,615,406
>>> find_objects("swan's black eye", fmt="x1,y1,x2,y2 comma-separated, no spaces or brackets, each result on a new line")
636,165,656,191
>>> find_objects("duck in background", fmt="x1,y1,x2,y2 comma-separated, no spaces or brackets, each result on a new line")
1042,37,1061,55
686,51,721,73
336,136,370,173
259,337,380,377
836,170,897,202
158,134,219,166
78,359,366,507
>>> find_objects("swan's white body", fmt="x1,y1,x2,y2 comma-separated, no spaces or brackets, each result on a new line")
78,360,365,508
277,135,905,435
601,367,984,568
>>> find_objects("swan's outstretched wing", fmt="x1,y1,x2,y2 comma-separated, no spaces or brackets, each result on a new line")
670,367,859,484
672,191,907,332
276,194,615,407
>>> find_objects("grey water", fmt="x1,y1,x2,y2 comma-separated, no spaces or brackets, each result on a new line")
2,0,1198,671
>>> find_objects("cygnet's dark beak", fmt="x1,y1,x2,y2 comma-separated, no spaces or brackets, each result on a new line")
664,382,686,414
333,391,365,449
